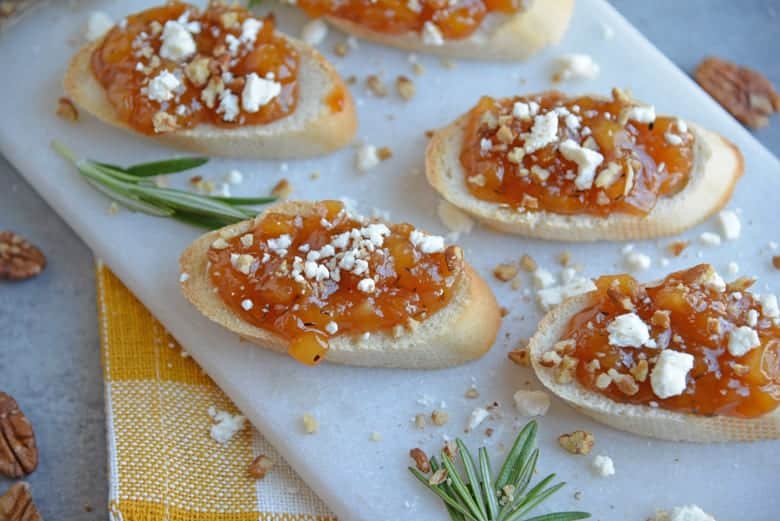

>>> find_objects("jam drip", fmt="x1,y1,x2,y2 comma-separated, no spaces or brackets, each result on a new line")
460,89,695,216
207,201,463,365
547,264,780,418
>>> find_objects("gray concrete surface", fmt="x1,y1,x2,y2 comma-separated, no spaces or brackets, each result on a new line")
0,2,777,519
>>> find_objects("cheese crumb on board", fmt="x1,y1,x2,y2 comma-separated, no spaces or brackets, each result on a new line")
86,11,114,42
651,505,715,521
699,232,722,246
513,390,551,416
301,19,328,46
208,407,247,444
422,21,444,46
718,210,741,240
465,407,489,432
555,54,600,81
355,144,380,172
591,454,615,477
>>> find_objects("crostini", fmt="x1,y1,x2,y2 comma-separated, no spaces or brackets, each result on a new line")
179,200,501,368
64,2,357,159
528,264,780,442
427,88,744,241
295,0,574,60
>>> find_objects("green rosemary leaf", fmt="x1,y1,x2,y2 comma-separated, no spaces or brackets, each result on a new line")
456,439,487,519
408,468,480,521
171,211,241,229
441,454,487,521
479,448,499,519
83,178,174,217
247,0,262,7
128,185,254,219
512,449,540,497
124,157,209,177
90,161,152,183
207,195,278,205
496,421,537,491
503,479,563,521
522,512,591,521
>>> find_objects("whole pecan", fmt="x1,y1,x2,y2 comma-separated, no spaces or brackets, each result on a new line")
695,57,780,129
0,393,38,478
0,231,46,281
0,482,42,521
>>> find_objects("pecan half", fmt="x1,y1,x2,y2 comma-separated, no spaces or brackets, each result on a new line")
0,393,38,478
0,232,46,281
695,57,780,129
0,482,42,521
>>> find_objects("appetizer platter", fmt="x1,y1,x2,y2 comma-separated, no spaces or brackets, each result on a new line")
1,0,779,519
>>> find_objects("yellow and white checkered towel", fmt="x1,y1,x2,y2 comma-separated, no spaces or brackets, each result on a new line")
96,264,337,521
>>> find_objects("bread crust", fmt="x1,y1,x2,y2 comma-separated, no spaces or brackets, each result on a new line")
63,36,357,159
528,293,780,442
324,0,574,60
426,109,744,241
179,201,501,369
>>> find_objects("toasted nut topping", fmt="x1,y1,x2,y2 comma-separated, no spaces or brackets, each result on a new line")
558,430,595,455
152,111,178,133
56,97,78,122
431,410,449,426
366,75,388,97
247,455,274,479
464,387,480,399
396,76,416,100
493,263,519,282
0,393,38,477
558,251,571,266
414,414,426,430
667,241,690,257
629,360,649,383
428,468,448,485
508,347,530,367
271,179,293,199
442,439,458,459
0,482,41,521
500,307,509,317
302,413,318,434
607,288,634,311
444,245,463,272
496,125,514,144
520,254,537,272
409,448,431,473
0,232,46,281
773,256,780,270
651,310,671,329
333,42,349,57
377,146,393,161
555,355,578,384
412,63,425,76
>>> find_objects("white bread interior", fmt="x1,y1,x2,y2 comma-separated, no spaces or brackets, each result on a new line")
528,293,780,442
324,0,574,60
179,201,501,369
426,112,743,241
64,36,357,159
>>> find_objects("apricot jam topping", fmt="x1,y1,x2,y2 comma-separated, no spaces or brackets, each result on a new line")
543,264,780,418
207,201,463,365
91,2,299,135
297,0,524,41
460,89,695,216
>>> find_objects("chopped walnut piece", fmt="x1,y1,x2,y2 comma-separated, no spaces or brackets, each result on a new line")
442,439,458,459
511,277,522,290
521,194,539,209
494,263,519,282
302,413,319,434
185,56,211,87
520,254,537,272
271,179,293,199
333,41,350,57
727,276,756,292
629,360,649,383
540,350,562,367
500,307,510,318
558,251,571,266
377,146,393,161
464,387,480,399
56,97,78,122
496,125,514,144
428,468,448,485
412,62,425,76
152,111,178,133
0,2,15,17
607,288,634,311
396,76,415,100
0,232,46,281
667,241,690,257
414,414,426,430
773,256,780,270
366,75,388,97
409,448,431,473
651,309,671,329
508,347,530,367
609,370,639,395
219,11,239,29
695,57,780,128
247,455,274,479
431,410,449,426
555,355,578,384
558,430,595,455
0,482,41,521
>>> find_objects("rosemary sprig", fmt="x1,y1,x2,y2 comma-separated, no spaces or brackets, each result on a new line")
410,421,590,521
52,141,276,229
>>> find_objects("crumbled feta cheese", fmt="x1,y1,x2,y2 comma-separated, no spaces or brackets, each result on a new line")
465,407,489,432
208,407,246,444
356,144,380,172
558,139,604,190
147,70,181,103
512,101,534,120
409,230,445,254
747,309,759,327
650,350,694,399
537,277,596,310
325,321,339,335
179,272,189,283
700,267,726,292
760,294,779,318
668,505,715,521
607,313,651,347
623,104,656,124
555,54,600,81
523,112,559,154
357,278,376,293
513,390,550,416
217,89,240,122
160,20,197,61
85,11,114,41
664,132,683,146
241,73,281,112
241,18,263,44
533,268,556,289
718,210,741,240
267,234,292,254
240,233,253,247
422,21,444,46
727,261,739,275
699,232,721,246
241,299,254,311
225,169,243,185
437,199,474,237
625,251,651,271
301,18,328,45
591,455,615,477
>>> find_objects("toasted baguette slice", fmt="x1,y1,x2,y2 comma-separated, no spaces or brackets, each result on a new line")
323,0,574,60
528,293,780,442
64,37,357,159
179,201,501,369
427,114,743,241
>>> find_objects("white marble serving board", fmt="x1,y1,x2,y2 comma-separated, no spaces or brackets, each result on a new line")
1,1,779,519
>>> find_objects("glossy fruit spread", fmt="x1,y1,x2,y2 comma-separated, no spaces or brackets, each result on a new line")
91,2,299,135
207,201,463,365
546,264,780,418
297,0,524,41
460,89,695,216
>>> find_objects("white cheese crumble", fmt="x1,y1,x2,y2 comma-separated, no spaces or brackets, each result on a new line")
650,350,694,399
241,18,263,45
179,272,189,283
422,21,444,46
225,169,243,185
437,199,474,237
410,230,445,254
537,277,596,310
242,72,281,112
558,139,604,190
607,313,651,347
513,390,550,416
623,104,656,124
699,232,722,246
512,101,534,120
667,505,715,521
717,210,741,240
747,309,759,327
523,112,559,154
325,321,339,335
241,299,253,311
555,54,600,81
728,327,759,357
700,267,726,292
465,407,489,432
591,455,615,477
160,20,197,62
85,11,114,42
625,251,651,272
147,70,181,102
301,18,328,46
357,278,376,293
664,132,683,146
760,294,779,318
217,89,240,122
533,268,557,289
208,407,246,444
355,144,380,172
727,261,739,275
